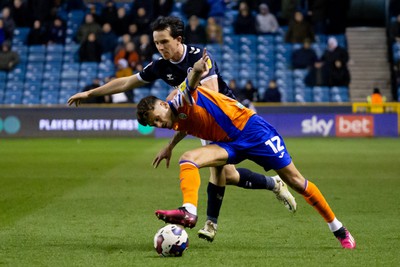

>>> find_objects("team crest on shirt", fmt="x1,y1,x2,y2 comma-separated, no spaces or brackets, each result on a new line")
236,102,245,109
178,113,188,120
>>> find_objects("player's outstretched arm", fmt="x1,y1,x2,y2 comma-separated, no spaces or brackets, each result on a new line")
187,49,209,90
67,74,146,106
152,131,187,168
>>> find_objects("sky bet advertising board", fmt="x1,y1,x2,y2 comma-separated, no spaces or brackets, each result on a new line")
0,107,398,138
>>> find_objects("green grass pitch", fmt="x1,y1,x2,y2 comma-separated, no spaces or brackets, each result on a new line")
0,137,399,266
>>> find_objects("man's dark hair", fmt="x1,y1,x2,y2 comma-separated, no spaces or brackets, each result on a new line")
136,96,160,126
150,16,184,41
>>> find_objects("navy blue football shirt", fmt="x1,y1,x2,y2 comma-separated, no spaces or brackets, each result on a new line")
138,44,235,99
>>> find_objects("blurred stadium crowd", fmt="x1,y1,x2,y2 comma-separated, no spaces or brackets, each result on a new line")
0,0,391,105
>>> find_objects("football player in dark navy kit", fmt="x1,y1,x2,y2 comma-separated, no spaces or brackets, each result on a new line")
68,16,296,242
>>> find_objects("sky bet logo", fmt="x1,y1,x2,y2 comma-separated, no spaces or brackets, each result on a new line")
301,116,333,137
0,116,21,134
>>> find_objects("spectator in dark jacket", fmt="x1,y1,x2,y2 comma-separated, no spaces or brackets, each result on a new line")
114,7,130,36
0,42,19,70
184,15,207,45
262,79,281,102
285,11,315,43
321,37,349,67
101,0,118,29
0,19,5,46
292,39,318,69
99,23,118,55
308,0,328,34
182,0,209,19
27,20,48,45
48,17,66,44
11,0,31,27
328,60,351,86
1,7,15,41
234,1,257,34
79,32,103,62
305,60,329,86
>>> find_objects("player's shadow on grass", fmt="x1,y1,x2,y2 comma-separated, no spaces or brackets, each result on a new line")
44,240,152,254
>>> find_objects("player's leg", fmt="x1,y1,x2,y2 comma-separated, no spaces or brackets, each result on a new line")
155,145,229,228
224,165,296,212
275,162,356,249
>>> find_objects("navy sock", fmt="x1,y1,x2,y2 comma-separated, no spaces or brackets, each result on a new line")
206,182,225,224
237,168,275,190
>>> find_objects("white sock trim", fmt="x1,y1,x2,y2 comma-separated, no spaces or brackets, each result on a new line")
182,203,197,216
328,217,343,232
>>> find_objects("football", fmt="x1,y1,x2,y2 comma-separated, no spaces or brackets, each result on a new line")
154,224,189,257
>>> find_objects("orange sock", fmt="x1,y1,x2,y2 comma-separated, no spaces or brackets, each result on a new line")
179,161,201,207
302,180,335,223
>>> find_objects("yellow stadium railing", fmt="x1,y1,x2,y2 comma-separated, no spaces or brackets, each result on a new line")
352,102,400,114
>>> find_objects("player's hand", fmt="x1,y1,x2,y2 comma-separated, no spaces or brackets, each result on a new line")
67,91,90,106
166,89,178,101
152,146,173,168
193,48,209,74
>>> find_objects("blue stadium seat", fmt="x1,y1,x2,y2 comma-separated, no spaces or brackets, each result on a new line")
295,87,313,102
133,88,151,103
28,53,46,62
4,90,23,104
62,62,80,71
46,53,64,62
60,80,78,90
24,82,41,94
330,86,349,102
29,45,46,54
40,91,59,105
150,88,169,100
67,10,85,24
0,71,7,82
313,86,330,102
6,81,24,92
0,89,4,104
61,70,79,80
46,44,64,53
25,72,43,83
58,89,76,104
80,62,98,71
42,81,60,92
45,62,62,71
43,71,61,83
27,63,44,73
12,27,30,45
22,93,40,105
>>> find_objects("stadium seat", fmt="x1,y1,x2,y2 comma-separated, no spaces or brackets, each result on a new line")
46,44,64,53
41,81,60,92
22,93,40,105
6,81,24,92
4,91,23,104
80,62,98,71
27,63,44,73
12,27,30,45
150,88,169,100
28,53,46,62
40,91,59,105
46,54,64,62
0,71,7,82
313,86,330,102
29,45,46,54
25,72,43,83
43,71,61,83
61,70,79,80
24,82,41,94
133,88,151,103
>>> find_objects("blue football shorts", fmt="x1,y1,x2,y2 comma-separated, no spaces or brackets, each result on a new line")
213,115,292,171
